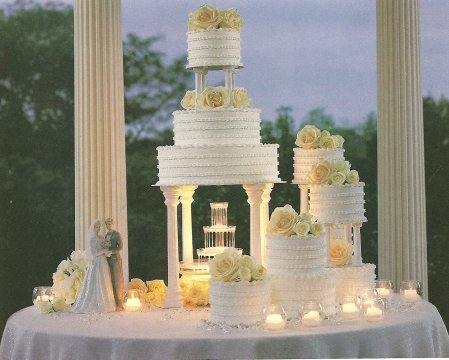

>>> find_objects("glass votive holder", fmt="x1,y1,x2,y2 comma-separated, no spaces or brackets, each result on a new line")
375,279,394,299
32,286,53,305
359,289,378,310
124,289,144,312
339,295,361,320
300,301,323,327
262,303,287,331
400,280,422,303
362,298,385,323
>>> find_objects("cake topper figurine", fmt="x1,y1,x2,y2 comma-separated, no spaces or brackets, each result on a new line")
71,220,116,313
105,218,125,311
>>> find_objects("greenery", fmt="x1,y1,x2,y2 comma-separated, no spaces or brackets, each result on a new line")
0,3,448,338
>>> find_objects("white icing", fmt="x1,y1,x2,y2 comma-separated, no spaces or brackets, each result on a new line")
293,148,345,185
309,183,367,224
173,108,261,146
208,280,270,325
156,144,281,186
187,29,242,69
334,263,376,301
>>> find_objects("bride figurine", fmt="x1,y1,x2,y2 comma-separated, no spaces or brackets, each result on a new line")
72,220,116,313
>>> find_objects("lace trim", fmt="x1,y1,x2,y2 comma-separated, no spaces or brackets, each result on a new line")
158,154,276,160
159,162,276,169
157,144,279,150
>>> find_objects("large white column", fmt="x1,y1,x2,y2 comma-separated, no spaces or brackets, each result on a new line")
377,0,428,298
161,186,183,308
180,185,197,265
74,0,129,282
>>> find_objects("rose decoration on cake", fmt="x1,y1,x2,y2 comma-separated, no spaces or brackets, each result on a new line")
188,5,242,31
308,159,360,186
330,239,353,267
197,86,230,109
268,204,299,236
181,90,196,110
209,248,266,282
231,87,251,108
295,125,344,149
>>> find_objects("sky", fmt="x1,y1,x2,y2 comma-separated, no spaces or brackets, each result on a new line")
3,0,448,126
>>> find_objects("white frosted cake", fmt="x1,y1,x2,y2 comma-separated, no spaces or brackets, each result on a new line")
334,263,376,301
209,280,270,325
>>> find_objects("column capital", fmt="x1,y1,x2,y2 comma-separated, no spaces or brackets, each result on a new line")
243,183,266,205
179,185,198,205
161,186,182,206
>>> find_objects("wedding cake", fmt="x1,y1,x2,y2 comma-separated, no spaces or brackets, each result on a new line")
266,206,337,317
156,5,281,186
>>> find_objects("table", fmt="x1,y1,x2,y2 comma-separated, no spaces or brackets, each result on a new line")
1,298,448,359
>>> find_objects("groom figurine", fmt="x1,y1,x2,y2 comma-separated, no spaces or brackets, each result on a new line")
104,218,125,311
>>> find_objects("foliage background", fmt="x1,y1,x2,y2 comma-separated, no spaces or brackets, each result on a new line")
0,3,448,336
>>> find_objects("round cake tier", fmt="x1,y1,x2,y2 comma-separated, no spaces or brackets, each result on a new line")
266,233,326,274
309,183,367,224
187,29,242,69
173,109,261,146
156,144,281,186
293,148,345,185
209,280,270,326
334,263,376,301
270,269,337,318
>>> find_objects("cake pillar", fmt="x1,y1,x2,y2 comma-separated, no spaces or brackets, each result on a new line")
352,223,362,267
377,0,428,298
324,224,332,267
194,69,207,95
260,183,274,266
243,184,266,264
299,185,309,214
180,185,197,265
344,224,352,244
74,0,129,282
224,67,236,91
161,186,183,308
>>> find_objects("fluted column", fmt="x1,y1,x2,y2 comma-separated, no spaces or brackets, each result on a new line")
352,223,362,267
74,0,128,282
377,0,428,298
180,185,197,265
299,184,309,214
260,183,273,266
161,186,183,308
243,184,266,264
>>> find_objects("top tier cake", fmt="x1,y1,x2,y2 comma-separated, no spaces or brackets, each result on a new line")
156,5,282,186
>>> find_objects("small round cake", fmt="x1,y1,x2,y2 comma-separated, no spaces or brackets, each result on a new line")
334,263,377,301
208,280,270,325
293,148,345,185
309,183,367,224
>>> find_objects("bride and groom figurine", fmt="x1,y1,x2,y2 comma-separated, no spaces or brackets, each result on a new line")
72,218,125,313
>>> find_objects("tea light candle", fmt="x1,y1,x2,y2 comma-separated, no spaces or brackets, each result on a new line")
364,306,383,322
35,295,51,303
376,288,391,297
341,303,360,320
302,310,321,327
124,297,142,312
402,289,420,302
265,313,286,331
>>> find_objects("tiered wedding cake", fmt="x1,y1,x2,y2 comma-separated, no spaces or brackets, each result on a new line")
155,5,281,186
294,125,376,301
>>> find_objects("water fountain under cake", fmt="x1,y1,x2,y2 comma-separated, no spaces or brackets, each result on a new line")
197,202,242,268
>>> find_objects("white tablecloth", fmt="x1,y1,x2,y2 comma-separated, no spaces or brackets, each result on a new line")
1,298,448,359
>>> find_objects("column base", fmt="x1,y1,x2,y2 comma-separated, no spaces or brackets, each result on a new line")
162,287,183,309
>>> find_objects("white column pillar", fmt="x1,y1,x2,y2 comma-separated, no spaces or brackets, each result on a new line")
299,184,309,214
324,224,332,268
260,183,273,266
243,184,266,264
194,69,207,95
344,224,352,244
352,223,362,267
161,186,183,308
377,0,428,298
180,185,197,265
74,0,129,282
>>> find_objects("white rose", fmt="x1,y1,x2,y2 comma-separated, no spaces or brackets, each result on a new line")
295,125,321,149
180,90,196,110
64,269,84,304
334,134,345,148
299,212,313,224
293,221,311,236
184,281,209,307
333,160,351,174
331,171,346,185
238,267,252,282
319,132,338,149
36,300,53,314
219,8,242,31
188,5,222,31
239,255,254,271
52,297,68,312
308,160,332,184
310,222,325,235
52,271,66,283
346,170,360,184
70,250,89,270
330,239,353,267
268,204,299,236
57,259,72,273
146,280,167,297
197,86,229,109
251,264,267,281
128,278,147,293
209,248,240,282
231,87,251,108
